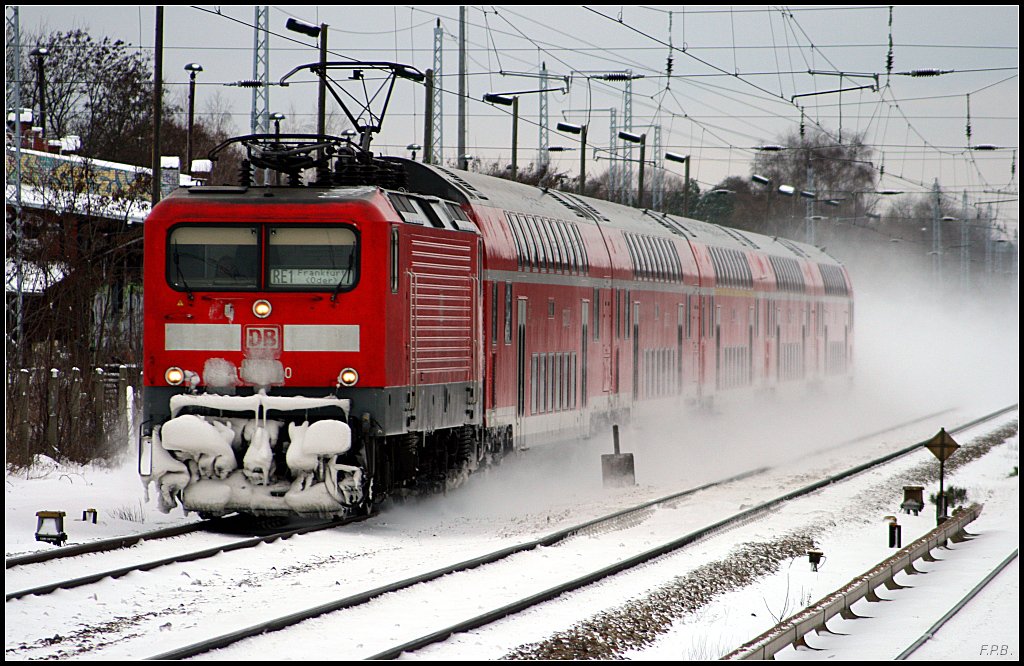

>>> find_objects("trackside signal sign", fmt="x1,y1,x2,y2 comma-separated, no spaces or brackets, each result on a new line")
925,428,960,462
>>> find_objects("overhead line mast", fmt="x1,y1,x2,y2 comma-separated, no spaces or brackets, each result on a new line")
252,7,271,184
458,6,467,170
430,19,444,165
251,6,270,137
539,60,549,167
5,5,25,362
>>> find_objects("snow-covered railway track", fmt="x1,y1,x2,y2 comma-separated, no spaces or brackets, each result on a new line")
896,548,1019,660
5,516,241,569
367,406,1020,661
6,406,1014,660
143,467,765,659
139,405,1016,661
364,406,1018,661
5,515,365,602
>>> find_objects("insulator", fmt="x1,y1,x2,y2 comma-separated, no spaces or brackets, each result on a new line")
315,163,331,185
239,159,253,187
966,93,972,142
885,6,894,76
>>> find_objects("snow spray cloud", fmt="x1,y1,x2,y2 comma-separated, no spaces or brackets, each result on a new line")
843,235,1018,418
381,438,619,534
613,237,1018,489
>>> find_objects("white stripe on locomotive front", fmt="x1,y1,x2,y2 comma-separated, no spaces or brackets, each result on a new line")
165,323,241,351
283,324,361,352
163,323,361,352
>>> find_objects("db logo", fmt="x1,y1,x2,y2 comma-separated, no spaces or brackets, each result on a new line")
244,325,282,351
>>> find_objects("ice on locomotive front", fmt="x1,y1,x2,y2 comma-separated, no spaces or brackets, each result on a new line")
139,217,371,518
140,393,363,516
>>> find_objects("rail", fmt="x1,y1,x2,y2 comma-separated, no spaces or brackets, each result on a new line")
6,518,223,568
5,515,369,602
896,548,1019,660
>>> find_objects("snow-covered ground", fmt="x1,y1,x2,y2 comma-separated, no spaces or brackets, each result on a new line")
410,415,1019,661
4,453,201,559
5,406,1017,660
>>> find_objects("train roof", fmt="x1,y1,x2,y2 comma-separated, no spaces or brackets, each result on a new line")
400,159,843,268
164,156,842,269
164,184,384,205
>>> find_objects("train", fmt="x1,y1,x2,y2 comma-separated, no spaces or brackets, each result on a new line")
138,66,853,519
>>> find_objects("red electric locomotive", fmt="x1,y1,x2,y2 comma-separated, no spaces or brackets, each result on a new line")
139,62,852,518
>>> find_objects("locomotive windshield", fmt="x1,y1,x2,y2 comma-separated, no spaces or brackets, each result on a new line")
166,223,358,293
168,225,259,290
268,226,357,289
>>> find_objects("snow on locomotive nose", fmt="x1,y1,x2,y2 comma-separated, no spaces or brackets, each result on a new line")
142,393,361,516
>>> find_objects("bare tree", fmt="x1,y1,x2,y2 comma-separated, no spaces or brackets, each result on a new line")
10,29,152,163
749,127,877,235
162,89,243,185
480,159,571,190
9,27,239,178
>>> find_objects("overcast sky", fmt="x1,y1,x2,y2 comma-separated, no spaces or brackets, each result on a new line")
11,5,1019,227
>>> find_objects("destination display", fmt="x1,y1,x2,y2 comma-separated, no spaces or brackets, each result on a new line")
270,268,346,286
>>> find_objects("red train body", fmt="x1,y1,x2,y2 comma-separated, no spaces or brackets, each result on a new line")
139,153,853,518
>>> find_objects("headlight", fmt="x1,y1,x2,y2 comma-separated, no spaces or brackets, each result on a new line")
339,368,359,386
165,367,185,385
253,299,272,318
